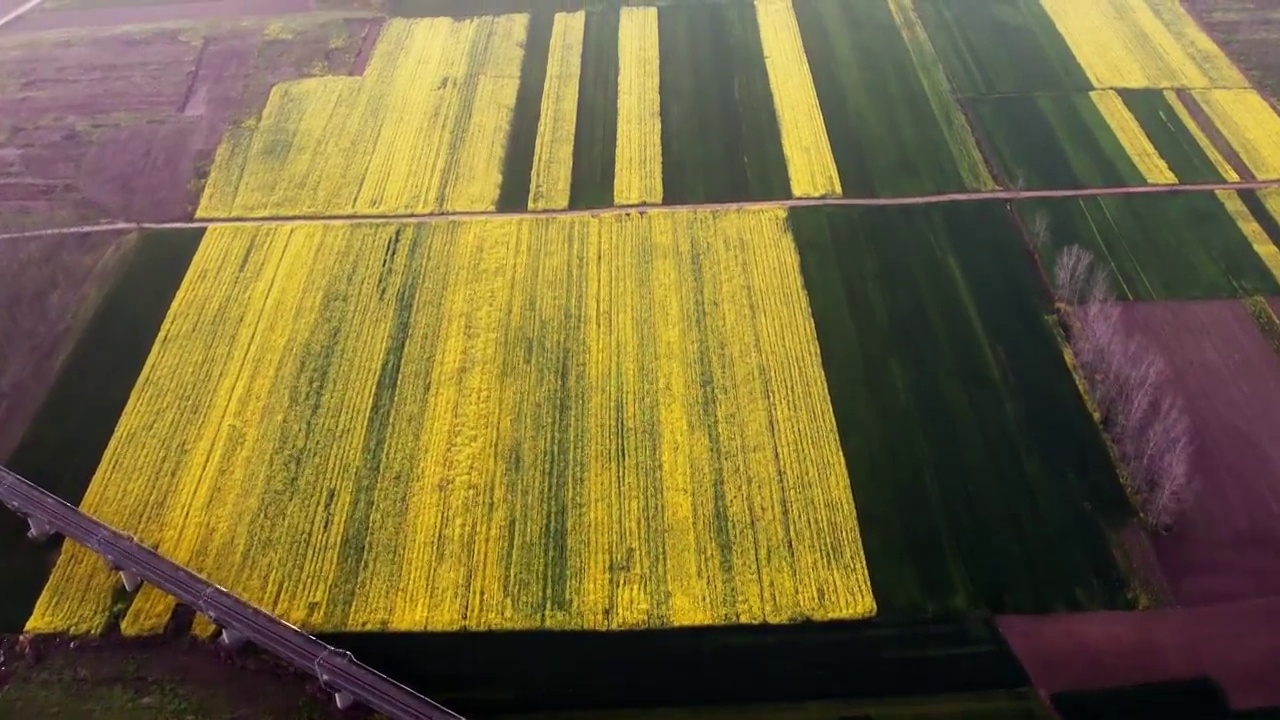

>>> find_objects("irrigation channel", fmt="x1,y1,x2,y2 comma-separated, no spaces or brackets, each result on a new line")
4,178,1280,241
0,464,466,720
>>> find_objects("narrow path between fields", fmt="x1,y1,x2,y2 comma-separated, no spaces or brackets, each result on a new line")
0,0,47,30
4,178,1280,240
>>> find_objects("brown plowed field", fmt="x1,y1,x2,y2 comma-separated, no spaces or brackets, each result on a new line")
1112,300,1280,605
998,597,1280,711
0,232,130,462
4,0,316,34
0,15,374,233
1184,0,1280,100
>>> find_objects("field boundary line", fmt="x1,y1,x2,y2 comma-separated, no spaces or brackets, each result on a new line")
5,179,1280,239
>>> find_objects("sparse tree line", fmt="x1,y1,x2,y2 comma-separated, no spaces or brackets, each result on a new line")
1029,215,1194,531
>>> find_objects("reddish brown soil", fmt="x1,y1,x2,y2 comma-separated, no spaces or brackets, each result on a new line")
4,0,316,34
1184,0,1280,101
0,16,373,233
998,597,1280,711
0,634,375,718
0,232,130,462
1112,300,1280,605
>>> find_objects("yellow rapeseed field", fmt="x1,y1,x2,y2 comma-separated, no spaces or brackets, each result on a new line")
1089,90,1177,184
755,0,842,198
1041,0,1247,89
1164,90,1241,182
887,0,995,191
614,7,662,206
1217,191,1280,284
29,212,876,634
197,16,527,218
1190,90,1280,180
528,11,586,211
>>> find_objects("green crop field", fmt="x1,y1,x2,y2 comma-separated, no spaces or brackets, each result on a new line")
790,202,1135,617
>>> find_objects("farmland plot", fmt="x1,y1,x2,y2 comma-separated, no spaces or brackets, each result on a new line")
790,202,1133,616
1018,194,1280,300
916,0,1091,96
1117,90,1238,184
791,0,993,196
657,1,789,204
1187,89,1280,180
1106,300,1280,605
198,16,529,218
28,210,876,636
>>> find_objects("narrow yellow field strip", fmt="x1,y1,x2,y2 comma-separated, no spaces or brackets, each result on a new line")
887,0,995,191
529,11,586,211
1090,90,1177,184
1165,90,1241,182
1217,190,1280,283
1042,0,1244,88
1190,90,1280,181
31,212,877,635
755,0,842,198
614,7,662,206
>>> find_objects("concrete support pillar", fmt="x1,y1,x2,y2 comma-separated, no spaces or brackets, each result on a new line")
333,690,355,710
26,517,53,541
219,627,247,650
119,569,142,592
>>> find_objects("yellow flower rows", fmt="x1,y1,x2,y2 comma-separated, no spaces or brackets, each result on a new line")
1164,89,1241,182
614,7,662,206
887,0,995,191
30,211,876,634
528,11,586,211
755,0,842,198
1217,191,1280,284
1041,0,1247,89
1089,90,1177,184
1189,90,1280,180
197,16,527,218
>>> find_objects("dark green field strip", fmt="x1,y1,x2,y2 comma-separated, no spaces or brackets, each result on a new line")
792,0,972,197
970,94,1147,190
916,0,1091,96
1240,190,1280,246
791,202,1133,617
1020,195,1280,301
568,7,619,210
0,229,202,633
658,2,789,204
324,617,1027,715
497,10,556,212
1119,91,1231,184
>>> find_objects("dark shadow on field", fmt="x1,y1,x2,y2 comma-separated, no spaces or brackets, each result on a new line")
321,617,1028,716
0,230,202,633
1051,678,1280,720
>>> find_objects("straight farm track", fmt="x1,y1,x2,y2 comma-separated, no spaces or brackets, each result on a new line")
6,179,1280,241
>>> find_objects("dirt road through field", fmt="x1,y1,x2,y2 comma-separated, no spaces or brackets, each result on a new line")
4,178,1280,240
0,0,46,30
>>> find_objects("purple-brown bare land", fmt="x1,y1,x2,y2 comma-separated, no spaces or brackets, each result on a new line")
0,14,377,233
1184,0,1280,101
1107,300,1280,605
999,597,1280,711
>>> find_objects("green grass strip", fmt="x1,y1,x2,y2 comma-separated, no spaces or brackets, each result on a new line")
658,2,789,203
916,0,1091,96
497,10,557,212
1243,296,1280,358
1119,90,1231,184
568,7,620,209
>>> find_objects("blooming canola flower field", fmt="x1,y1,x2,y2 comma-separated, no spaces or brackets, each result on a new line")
28,211,876,634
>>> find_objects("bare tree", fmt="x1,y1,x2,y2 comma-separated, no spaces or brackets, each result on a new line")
1047,242,1195,530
